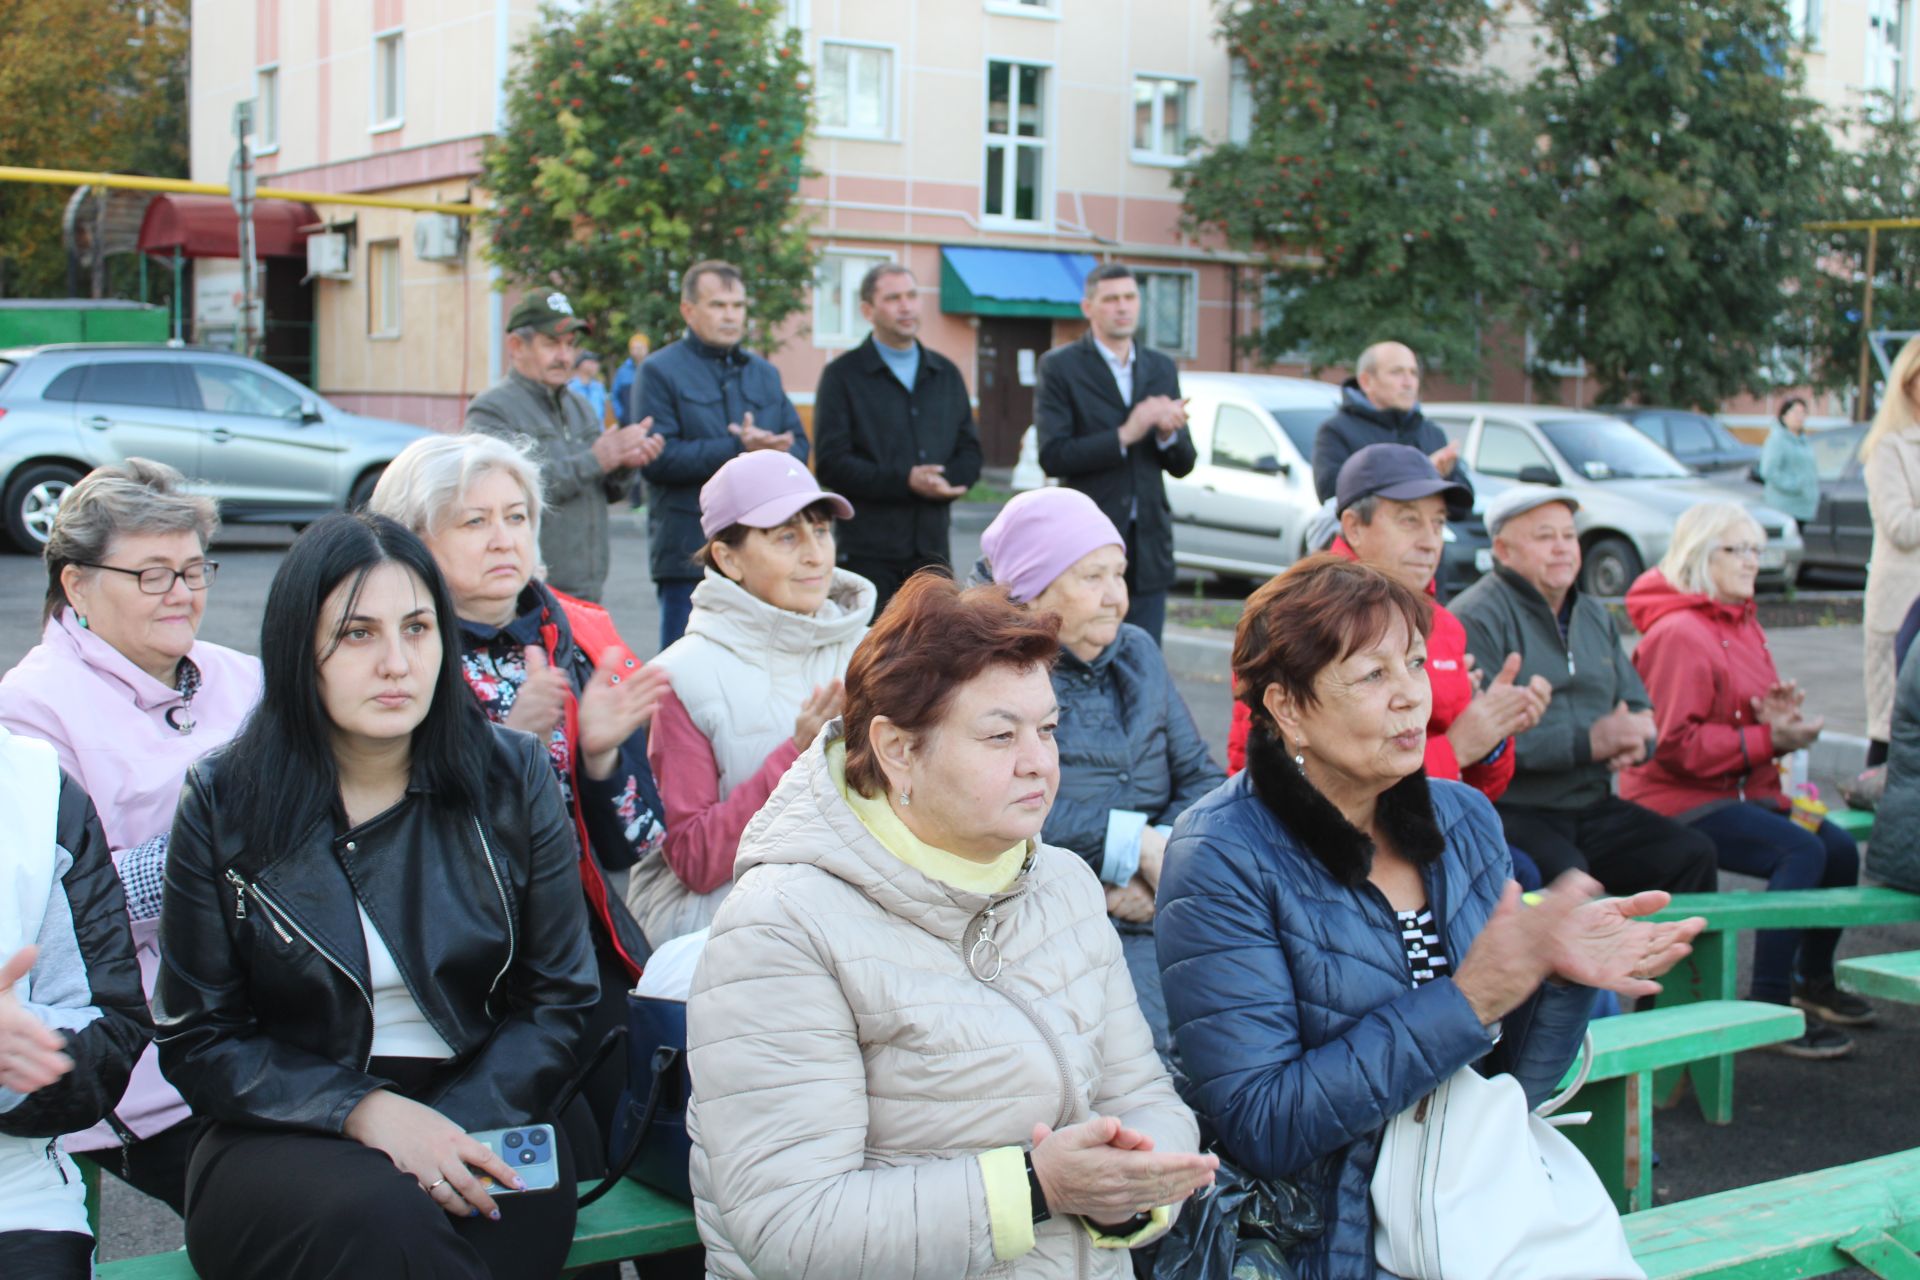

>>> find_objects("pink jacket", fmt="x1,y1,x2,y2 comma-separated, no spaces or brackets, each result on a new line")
0,612,261,1149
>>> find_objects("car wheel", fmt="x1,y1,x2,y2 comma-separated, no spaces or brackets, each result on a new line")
3,463,85,553
347,468,384,513
1580,535,1642,598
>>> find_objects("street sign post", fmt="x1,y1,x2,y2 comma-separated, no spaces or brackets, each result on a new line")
229,99,257,358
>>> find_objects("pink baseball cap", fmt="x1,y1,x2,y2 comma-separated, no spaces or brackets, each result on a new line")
699,451,854,539
980,487,1124,604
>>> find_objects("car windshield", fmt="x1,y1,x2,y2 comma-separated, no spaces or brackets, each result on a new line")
1265,406,1331,460
0,359,14,392
1538,418,1690,480
1808,425,1867,482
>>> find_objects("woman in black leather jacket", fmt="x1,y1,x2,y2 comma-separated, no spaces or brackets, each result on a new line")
153,513,599,1280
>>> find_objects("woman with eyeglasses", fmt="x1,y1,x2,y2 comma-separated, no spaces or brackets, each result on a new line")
0,459,262,1215
1621,501,1871,1060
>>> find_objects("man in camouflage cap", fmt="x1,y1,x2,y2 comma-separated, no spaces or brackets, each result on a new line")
465,292,662,601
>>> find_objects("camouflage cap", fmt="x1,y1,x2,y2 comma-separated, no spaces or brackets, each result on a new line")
506,291,591,335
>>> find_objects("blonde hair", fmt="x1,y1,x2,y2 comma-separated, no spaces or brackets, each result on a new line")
369,433,544,548
1863,334,1920,463
1660,502,1763,598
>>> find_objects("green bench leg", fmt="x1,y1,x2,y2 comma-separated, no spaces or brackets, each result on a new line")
1652,931,1738,1123
1565,1075,1633,1214
1841,1229,1920,1279
78,1155,102,1239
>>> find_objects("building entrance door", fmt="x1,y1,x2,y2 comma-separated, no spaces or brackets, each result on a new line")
976,317,1054,468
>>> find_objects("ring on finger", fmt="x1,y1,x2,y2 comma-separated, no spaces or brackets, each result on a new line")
425,1177,449,1192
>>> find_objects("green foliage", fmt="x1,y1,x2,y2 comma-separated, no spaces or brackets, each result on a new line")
480,0,817,351
0,0,188,298
1526,0,1833,406
1178,0,1544,381
1796,95,1920,400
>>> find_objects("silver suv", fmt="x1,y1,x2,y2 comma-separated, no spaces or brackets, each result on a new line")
0,345,433,552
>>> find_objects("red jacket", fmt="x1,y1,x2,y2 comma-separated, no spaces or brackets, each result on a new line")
1619,569,1785,817
1225,539,1517,802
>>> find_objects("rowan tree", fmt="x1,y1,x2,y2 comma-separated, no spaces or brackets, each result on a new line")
1177,0,1544,382
480,0,817,350
1526,0,1833,405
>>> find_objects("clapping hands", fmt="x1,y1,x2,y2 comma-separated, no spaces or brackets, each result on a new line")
1752,680,1823,754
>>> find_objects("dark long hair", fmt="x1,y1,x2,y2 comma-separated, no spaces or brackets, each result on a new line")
223,512,489,851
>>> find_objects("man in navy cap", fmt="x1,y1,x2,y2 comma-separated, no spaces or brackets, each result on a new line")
1228,447,1550,868
466,292,661,602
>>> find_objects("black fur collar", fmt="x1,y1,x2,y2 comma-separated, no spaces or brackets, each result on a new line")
1245,727,1445,889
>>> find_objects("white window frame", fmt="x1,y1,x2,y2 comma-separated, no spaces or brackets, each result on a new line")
984,0,1060,20
812,250,891,349
816,39,897,141
1869,0,1909,108
1228,56,1254,146
254,64,280,154
1137,267,1198,359
370,27,405,134
782,0,810,33
1131,73,1199,168
368,241,403,338
1792,0,1824,50
982,59,1053,230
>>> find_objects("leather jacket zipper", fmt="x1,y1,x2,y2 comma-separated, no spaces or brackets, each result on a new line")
470,816,516,1014
44,1138,68,1184
224,868,376,1069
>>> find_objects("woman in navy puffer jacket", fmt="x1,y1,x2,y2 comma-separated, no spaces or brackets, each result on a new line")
1157,556,1702,1280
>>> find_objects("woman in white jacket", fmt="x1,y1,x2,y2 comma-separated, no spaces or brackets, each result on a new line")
628,450,873,947
1864,336,1920,763
687,575,1214,1279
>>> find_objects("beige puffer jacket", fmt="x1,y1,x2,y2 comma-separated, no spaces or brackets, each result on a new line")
687,724,1198,1279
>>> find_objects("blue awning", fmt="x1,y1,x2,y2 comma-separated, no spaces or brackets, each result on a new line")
940,247,1099,317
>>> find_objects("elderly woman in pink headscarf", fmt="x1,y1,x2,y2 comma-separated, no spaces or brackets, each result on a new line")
979,488,1224,1059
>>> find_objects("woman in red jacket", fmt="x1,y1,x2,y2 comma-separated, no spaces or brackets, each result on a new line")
1623,501,1871,1059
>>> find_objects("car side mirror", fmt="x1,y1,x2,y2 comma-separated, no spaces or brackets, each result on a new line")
300,398,323,424
1253,454,1290,476
1517,464,1561,486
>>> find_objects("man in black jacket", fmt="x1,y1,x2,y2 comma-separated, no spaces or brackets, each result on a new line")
1312,341,1473,520
813,264,983,616
1036,263,1196,644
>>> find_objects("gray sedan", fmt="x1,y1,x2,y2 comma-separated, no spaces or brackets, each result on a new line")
0,344,432,551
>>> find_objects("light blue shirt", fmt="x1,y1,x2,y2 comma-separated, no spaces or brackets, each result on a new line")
569,376,609,423
875,338,920,390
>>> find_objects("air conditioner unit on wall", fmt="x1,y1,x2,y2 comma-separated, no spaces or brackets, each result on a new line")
414,213,466,263
307,232,351,280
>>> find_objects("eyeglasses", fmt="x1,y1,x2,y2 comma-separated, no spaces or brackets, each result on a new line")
78,560,219,593
1714,544,1764,560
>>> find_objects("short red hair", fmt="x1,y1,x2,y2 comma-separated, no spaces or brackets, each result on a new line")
842,572,1061,798
1233,554,1433,736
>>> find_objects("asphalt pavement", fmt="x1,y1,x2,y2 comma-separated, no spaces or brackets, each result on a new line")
0,505,1909,1269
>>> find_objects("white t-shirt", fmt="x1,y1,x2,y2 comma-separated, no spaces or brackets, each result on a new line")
359,904,454,1060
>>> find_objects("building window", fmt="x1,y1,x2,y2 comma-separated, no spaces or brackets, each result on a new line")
1792,0,1824,49
1132,76,1196,165
1138,269,1196,358
818,42,893,139
1258,278,1314,364
371,29,405,132
255,65,279,152
813,251,889,347
986,0,1058,15
1870,0,1909,106
783,0,809,34
985,61,1048,225
1229,57,1253,146
368,241,402,337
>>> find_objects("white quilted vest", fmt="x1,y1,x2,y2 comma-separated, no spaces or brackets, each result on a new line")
626,567,872,946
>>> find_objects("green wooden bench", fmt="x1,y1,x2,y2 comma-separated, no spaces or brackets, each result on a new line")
1627,1146,1920,1278
1647,885,1920,1123
1839,949,1920,1004
87,1167,698,1278
1556,1000,1804,1214
1830,807,1876,843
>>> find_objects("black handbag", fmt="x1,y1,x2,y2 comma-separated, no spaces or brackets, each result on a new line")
558,993,692,1208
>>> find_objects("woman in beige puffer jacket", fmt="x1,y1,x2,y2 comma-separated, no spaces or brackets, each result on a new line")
1864,342,1920,752
687,577,1205,1280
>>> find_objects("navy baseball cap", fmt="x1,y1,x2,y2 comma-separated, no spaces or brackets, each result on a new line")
1336,443,1470,514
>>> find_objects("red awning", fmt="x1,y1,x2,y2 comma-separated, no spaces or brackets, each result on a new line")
137,194,319,259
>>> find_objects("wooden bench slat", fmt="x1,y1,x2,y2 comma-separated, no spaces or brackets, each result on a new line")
1838,951,1920,1004
96,1179,698,1279
1627,1147,1920,1279
1829,808,1877,840
1573,1001,1804,1084
1649,886,1920,932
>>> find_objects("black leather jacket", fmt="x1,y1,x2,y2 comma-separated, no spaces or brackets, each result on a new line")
153,724,599,1135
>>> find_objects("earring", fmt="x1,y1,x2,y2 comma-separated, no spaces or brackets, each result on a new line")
1293,754,1305,768
77,614,89,630
899,786,912,807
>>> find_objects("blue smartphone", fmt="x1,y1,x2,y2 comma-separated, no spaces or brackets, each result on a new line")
466,1123,561,1195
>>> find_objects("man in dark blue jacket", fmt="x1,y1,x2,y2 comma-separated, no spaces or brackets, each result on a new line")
638,260,808,650
1311,341,1473,520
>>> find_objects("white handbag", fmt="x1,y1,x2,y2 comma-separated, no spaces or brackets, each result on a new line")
1369,1033,1645,1280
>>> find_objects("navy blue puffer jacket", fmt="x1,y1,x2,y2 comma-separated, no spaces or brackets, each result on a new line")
1156,732,1592,1280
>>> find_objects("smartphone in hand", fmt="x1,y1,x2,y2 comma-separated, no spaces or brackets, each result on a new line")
467,1123,561,1195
